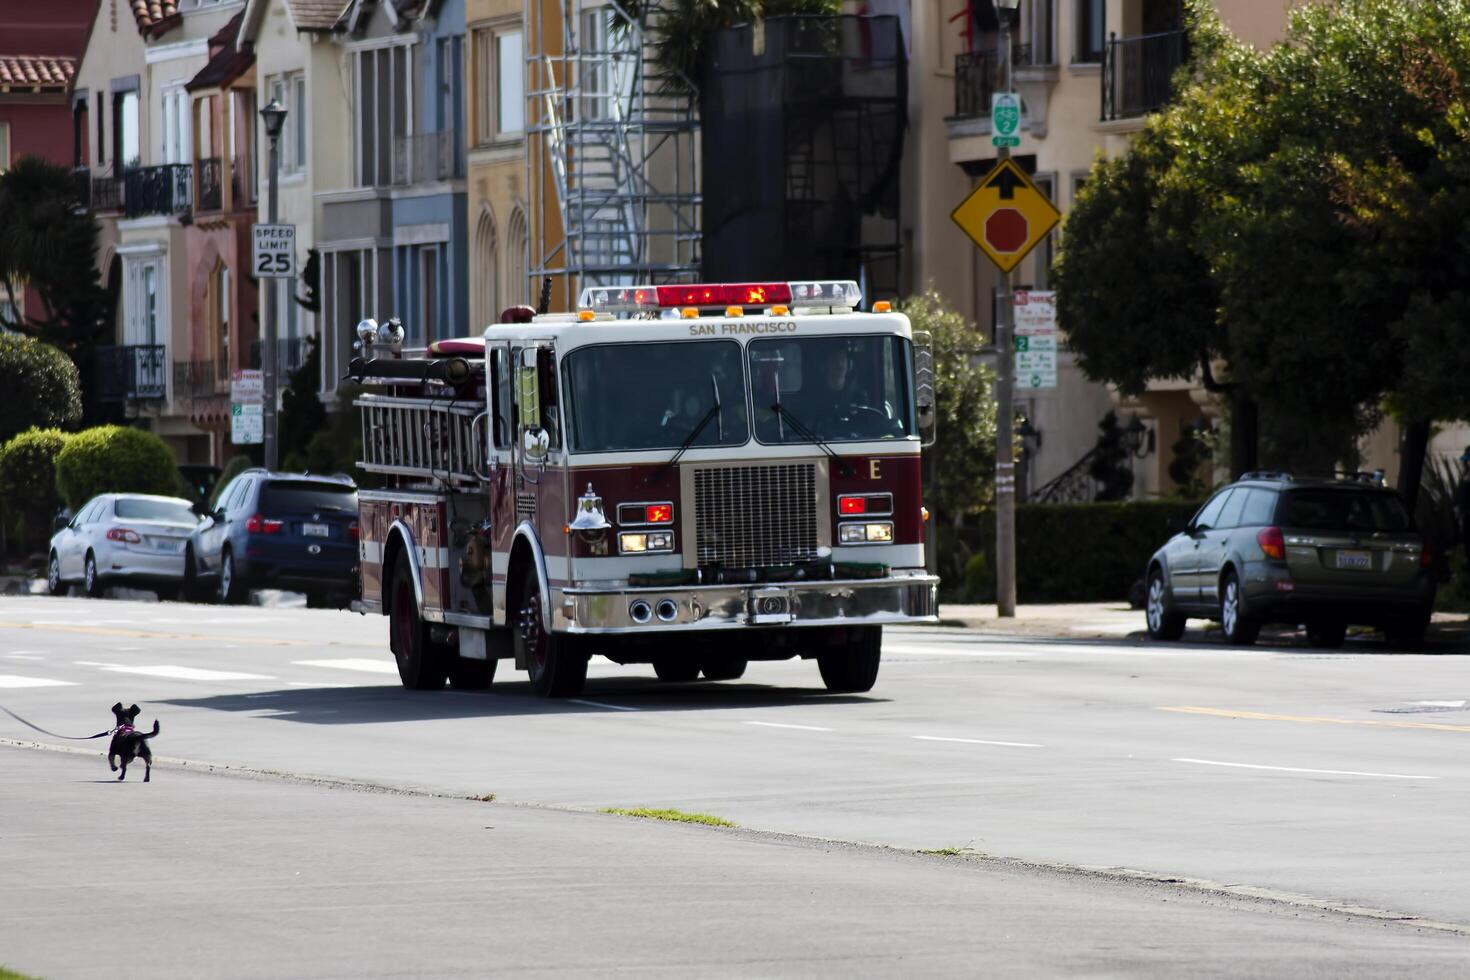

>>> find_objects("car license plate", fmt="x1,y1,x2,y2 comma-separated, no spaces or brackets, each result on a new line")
154,540,182,553
303,523,330,538
1336,550,1372,570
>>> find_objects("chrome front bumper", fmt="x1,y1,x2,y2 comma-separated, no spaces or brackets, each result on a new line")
553,573,939,633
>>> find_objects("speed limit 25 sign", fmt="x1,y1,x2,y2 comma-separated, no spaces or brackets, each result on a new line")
252,224,297,278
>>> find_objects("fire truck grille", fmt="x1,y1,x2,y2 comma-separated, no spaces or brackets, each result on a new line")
693,463,818,568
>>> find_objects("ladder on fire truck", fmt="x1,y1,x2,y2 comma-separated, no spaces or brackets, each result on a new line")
355,394,487,487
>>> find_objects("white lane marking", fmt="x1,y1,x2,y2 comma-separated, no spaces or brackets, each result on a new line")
100,665,275,681
568,699,640,712
287,682,354,688
293,658,398,675
913,735,1044,748
0,674,77,688
75,661,127,668
6,653,44,660
745,721,833,732
1411,700,1467,708
1173,758,1438,781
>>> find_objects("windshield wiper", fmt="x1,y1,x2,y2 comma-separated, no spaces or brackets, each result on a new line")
650,374,723,482
768,372,852,475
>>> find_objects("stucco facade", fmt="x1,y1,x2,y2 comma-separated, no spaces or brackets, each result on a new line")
466,0,527,326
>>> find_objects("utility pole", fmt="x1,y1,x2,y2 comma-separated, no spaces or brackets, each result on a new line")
993,0,1019,617
259,100,287,471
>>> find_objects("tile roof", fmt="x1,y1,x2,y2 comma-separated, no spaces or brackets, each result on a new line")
130,0,180,34
285,0,353,30
0,54,77,91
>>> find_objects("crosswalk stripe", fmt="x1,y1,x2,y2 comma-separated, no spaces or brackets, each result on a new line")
99,665,275,681
0,674,78,688
292,658,398,675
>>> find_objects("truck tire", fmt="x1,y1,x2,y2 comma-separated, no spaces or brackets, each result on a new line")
817,625,881,693
389,552,449,690
700,656,747,681
653,658,700,682
515,570,588,698
448,657,497,689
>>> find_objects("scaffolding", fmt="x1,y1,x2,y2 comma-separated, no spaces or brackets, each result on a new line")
526,0,701,310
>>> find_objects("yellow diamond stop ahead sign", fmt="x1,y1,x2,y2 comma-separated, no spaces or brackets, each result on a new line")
951,158,1061,273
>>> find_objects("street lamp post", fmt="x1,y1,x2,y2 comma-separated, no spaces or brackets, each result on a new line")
259,98,288,471
993,0,1021,616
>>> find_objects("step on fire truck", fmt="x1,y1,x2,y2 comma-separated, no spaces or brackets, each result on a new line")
350,280,939,697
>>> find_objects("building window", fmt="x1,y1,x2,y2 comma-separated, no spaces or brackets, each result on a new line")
268,72,307,174
473,25,524,144
507,206,528,308
417,245,441,346
1026,174,1055,290
320,247,389,392
474,208,499,327
161,87,189,164
124,255,166,347
114,90,140,169
1075,0,1104,63
1019,0,1054,65
353,44,414,186
203,261,231,386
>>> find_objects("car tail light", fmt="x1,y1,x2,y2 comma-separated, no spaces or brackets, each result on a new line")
645,504,673,524
349,521,360,541
106,528,141,544
1421,536,1433,568
838,495,867,515
1257,526,1285,560
246,513,284,535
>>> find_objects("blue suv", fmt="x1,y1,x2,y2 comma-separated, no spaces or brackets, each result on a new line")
184,469,359,608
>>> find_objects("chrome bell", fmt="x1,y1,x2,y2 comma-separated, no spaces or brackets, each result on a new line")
568,483,612,531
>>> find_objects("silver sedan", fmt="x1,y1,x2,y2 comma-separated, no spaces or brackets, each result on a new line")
47,494,201,599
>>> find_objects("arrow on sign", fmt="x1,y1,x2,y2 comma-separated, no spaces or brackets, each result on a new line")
983,166,1025,200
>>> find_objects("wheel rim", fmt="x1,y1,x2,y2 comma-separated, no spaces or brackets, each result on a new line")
1147,576,1164,632
520,591,547,672
85,556,95,592
393,578,415,666
48,556,59,592
1222,580,1238,635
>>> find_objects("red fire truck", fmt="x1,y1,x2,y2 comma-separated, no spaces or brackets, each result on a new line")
350,280,938,697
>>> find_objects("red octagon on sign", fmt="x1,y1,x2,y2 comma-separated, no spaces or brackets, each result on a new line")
985,208,1028,253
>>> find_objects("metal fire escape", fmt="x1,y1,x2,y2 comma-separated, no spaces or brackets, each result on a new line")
526,0,701,308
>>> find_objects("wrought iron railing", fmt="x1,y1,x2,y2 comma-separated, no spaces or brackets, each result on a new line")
391,130,461,185
198,157,223,211
94,345,167,401
172,359,232,400
124,164,192,218
84,168,124,212
1029,447,1102,503
953,45,1035,118
249,336,308,377
1101,30,1187,121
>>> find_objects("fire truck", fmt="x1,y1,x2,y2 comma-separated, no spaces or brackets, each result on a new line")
350,280,939,698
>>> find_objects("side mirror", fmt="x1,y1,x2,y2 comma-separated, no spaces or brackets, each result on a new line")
213,508,227,523
912,330,936,448
522,427,550,461
53,512,71,532
517,348,541,431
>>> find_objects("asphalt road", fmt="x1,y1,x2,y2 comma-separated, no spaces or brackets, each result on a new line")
3,594,1469,976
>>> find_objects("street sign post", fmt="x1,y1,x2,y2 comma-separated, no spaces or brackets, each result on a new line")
950,159,1061,274
252,224,297,279
991,92,1021,148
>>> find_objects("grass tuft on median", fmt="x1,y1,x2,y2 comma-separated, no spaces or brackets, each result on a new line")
918,847,969,857
601,807,736,828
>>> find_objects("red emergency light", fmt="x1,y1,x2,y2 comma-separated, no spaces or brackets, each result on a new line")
579,280,863,314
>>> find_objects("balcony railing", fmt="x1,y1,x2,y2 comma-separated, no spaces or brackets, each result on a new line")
198,157,223,212
94,345,167,401
124,164,192,218
172,359,232,400
78,167,124,212
249,336,309,377
1101,29,1187,121
953,45,1035,119
391,130,462,185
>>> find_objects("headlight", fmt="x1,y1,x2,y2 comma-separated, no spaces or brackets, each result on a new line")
620,531,674,553
838,522,894,544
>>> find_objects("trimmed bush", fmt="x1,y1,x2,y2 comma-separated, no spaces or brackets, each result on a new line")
942,500,1201,603
54,425,179,510
0,427,72,554
0,334,82,444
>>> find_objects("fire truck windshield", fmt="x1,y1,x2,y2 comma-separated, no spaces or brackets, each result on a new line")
562,340,750,452
750,335,915,444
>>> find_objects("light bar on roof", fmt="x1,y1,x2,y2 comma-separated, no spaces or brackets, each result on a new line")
578,280,863,314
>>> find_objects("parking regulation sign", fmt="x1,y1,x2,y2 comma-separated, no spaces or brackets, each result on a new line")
252,224,297,278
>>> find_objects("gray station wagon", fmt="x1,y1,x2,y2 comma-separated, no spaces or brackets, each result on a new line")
1145,473,1436,647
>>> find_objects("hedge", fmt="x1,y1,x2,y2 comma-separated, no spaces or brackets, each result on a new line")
0,334,82,444
54,425,180,510
0,428,72,553
940,500,1202,603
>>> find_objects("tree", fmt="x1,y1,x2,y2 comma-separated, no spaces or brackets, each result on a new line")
901,289,997,528
0,334,83,444
279,336,327,469
1057,0,1470,506
0,428,72,558
0,157,110,356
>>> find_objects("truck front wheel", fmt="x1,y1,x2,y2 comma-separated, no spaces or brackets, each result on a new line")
516,571,588,697
389,552,449,690
816,625,882,693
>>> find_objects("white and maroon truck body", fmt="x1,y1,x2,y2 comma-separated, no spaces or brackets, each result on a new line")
351,281,939,696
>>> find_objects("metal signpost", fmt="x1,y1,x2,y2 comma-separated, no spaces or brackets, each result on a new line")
256,98,291,472
948,0,1060,616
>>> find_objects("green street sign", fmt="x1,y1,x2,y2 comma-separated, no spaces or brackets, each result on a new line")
1015,336,1029,352
992,92,1021,148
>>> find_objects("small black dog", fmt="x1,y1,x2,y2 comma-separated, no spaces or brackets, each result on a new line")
107,703,159,782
